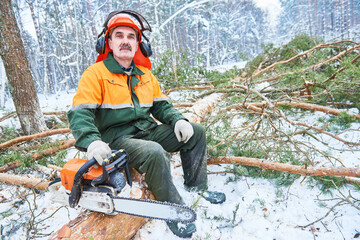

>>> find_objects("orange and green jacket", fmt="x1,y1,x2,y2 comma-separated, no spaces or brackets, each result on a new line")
67,53,186,151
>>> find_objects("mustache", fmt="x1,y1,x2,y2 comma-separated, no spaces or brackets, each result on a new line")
120,45,131,51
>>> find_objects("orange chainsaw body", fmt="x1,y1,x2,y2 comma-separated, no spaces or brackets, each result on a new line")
60,158,102,191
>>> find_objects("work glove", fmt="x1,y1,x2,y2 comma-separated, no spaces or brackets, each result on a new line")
87,140,112,165
174,120,194,143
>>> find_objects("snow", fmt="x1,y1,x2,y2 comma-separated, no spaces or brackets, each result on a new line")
1,89,360,240
207,61,247,73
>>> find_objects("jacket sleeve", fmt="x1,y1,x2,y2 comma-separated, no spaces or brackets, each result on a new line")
67,67,103,151
149,72,187,128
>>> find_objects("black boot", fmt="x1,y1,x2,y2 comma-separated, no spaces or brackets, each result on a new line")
166,221,196,238
199,190,226,204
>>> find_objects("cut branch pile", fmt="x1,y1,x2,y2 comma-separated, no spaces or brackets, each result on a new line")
205,39,360,173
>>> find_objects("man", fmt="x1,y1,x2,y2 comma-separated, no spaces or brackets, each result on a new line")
67,11,225,238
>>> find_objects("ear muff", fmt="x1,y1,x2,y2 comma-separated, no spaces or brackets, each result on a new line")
96,36,106,54
139,33,152,57
139,41,152,57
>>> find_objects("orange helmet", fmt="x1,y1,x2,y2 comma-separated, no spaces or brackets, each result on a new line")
105,13,141,41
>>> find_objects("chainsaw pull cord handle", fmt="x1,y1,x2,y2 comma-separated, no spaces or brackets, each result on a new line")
68,158,97,208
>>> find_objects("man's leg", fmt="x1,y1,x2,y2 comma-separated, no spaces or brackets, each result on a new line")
110,137,184,205
143,123,208,190
145,123,225,204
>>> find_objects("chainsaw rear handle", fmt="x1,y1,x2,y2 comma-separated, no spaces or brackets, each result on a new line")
68,149,132,208
92,150,132,187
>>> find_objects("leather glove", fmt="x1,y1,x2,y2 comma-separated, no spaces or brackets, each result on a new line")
174,120,194,143
87,140,112,165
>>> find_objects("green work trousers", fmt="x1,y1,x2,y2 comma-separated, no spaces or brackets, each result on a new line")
109,123,208,205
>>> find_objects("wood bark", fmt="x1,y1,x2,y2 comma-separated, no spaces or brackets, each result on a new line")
50,210,149,240
208,156,360,178
0,0,47,135
183,93,226,123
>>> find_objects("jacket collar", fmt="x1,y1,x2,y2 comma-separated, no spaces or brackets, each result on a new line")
103,53,144,76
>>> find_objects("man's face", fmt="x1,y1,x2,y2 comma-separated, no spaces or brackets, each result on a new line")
108,26,138,65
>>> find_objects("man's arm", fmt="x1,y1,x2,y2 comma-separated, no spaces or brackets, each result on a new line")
67,68,103,151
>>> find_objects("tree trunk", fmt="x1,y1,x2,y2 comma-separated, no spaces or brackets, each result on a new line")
0,0,47,135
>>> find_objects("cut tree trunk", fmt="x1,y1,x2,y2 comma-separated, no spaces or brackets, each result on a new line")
208,156,360,178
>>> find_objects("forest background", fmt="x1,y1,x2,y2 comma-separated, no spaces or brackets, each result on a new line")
0,0,359,104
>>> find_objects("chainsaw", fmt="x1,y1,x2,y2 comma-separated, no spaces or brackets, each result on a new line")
48,149,196,223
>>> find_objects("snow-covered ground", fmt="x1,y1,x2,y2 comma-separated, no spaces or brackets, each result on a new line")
1,90,360,240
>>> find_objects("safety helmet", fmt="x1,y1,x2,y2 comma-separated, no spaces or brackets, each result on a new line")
105,13,141,41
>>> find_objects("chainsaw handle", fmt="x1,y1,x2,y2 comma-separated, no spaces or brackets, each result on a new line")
91,150,132,187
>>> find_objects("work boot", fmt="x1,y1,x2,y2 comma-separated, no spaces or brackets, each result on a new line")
199,190,226,204
166,221,196,238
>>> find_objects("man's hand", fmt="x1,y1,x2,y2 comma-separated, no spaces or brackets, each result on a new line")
174,120,194,143
87,140,112,165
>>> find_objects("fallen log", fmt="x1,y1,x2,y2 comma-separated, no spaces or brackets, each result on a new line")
51,210,149,240
0,173,50,190
208,156,360,178
225,101,360,119
0,128,71,149
183,93,226,123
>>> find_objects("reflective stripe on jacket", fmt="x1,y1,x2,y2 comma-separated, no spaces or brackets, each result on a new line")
67,53,186,151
